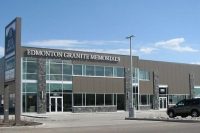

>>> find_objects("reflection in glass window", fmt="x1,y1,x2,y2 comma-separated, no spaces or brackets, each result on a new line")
95,66,104,76
23,74,37,80
63,64,72,75
116,67,124,77
23,83,37,93
50,75,62,81
63,75,72,81
50,63,62,74
139,69,150,81
23,61,37,73
86,66,95,76
193,87,200,98
73,65,82,75
26,62,37,73
23,58,38,80
63,84,72,92
114,67,124,77
105,67,113,76
50,83,62,92
46,62,49,75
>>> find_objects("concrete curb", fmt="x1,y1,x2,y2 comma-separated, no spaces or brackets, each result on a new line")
125,117,200,123
22,115,48,119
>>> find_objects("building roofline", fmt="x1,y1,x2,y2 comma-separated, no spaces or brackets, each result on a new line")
21,45,139,58
139,59,200,67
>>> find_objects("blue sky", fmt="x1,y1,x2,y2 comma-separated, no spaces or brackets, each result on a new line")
1,0,200,64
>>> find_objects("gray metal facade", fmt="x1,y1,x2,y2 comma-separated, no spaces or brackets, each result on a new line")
0,46,200,113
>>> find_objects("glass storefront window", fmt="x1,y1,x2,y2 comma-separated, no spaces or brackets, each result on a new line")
96,94,104,105
50,74,62,81
117,94,124,110
105,94,113,105
63,64,72,75
74,94,82,106
105,67,113,77
63,93,72,111
63,84,72,92
86,65,95,76
140,95,148,105
86,94,95,106
139,69,150,81
23,83,37,93
73,65,82,75
46,83,49,92
50,59,62,64
113,67,125,77
63,75,72,81
23,74,37,80
116,67,124,77
23,57,36,62
23,93,37,112
26,62,37,73
50,63,62,74
95,66,104,76
46,62,49,75
72,64,124,78
50,83,62,92
23,58,38,80
193,87,200,98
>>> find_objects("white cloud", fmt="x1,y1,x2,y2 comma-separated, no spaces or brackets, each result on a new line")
24,39,127,48
139,47,157,54
155,38,198,52
0,47,4,57
23,39,135,55
191,62,200,65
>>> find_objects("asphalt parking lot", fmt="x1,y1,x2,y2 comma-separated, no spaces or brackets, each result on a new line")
1,111,200,133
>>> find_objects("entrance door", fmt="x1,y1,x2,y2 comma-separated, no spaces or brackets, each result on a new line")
159,97,167,110
50,97,63,112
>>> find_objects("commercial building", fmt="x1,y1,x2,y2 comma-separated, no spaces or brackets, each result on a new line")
1,46,200,114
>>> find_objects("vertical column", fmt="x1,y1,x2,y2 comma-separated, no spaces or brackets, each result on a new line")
153,72,159,110
3,85,9,123
189,74,194,99
15,17,22,125
37,58,46,113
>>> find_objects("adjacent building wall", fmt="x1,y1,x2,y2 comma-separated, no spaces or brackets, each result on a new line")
139,59,200,94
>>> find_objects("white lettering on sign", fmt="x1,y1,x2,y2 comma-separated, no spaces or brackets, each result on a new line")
26,49,120,62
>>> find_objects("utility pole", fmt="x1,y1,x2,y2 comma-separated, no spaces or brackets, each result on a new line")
126,35,135,118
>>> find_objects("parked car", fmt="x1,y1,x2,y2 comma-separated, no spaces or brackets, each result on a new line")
167,98,200,118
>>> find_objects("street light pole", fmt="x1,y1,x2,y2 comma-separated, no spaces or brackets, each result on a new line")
126,35,135,118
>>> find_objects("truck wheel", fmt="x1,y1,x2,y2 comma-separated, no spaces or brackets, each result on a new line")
191,110,199,117
168,111,175,118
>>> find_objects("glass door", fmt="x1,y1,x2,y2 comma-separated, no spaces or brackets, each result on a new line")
159,97,167,110
50,97,63,112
